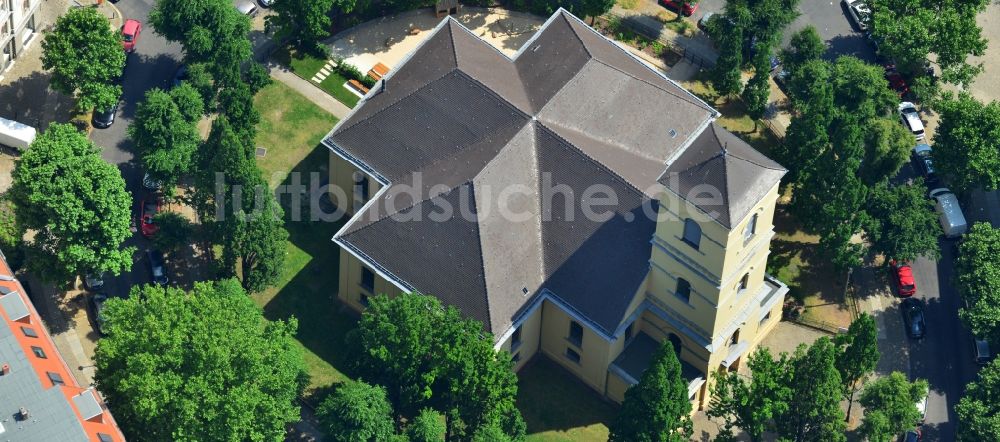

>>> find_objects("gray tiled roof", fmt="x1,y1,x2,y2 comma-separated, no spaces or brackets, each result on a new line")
325,10,784,337
0,319,90,442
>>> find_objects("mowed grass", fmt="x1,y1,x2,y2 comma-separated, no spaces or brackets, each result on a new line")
273,47,361,109
518,357,616,442
252,81,355,401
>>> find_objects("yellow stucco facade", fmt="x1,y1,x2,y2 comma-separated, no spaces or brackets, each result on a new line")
329,147,788,411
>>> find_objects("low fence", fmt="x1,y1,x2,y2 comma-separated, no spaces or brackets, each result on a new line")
790,315,848,335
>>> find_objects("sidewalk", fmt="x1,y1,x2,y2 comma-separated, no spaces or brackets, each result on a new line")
611,1,718,66
22,274,99,387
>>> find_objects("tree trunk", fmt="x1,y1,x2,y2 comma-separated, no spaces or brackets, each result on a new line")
845,382,857,422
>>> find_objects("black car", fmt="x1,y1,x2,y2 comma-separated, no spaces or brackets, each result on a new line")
901,298,926,339
172,64,189,88
92,102,118,129
89,292,108,335
147,249,169,286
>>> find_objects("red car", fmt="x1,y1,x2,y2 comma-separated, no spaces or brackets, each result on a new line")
140,196,161,238
659,0,698,16
892,260,916,297
121,19,142,53
883,65,910,96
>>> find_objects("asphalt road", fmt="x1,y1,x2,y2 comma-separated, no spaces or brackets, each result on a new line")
694,0,876,62
89,0,183,298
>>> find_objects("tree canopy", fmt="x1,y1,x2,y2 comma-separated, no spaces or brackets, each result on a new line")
776,337,847,441
41,7,125,111
609,342,693,441
780,26,824,77
859,372,928,442
317,381,396,442
956,223,1000,344
869,0,988,87
931,93,1000,194
349,293,525,440
129,88,202,189
407,409,447,442
150,0,252,87
708,348,792,441
834,313,880,421
864,180,940,262
269,0,338,54
708,0,800,97
956,358,1000,441
9,124,133,281
94,280,305,441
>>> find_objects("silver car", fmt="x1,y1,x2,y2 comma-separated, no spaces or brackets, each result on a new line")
843,0,871,32
234,0,258,16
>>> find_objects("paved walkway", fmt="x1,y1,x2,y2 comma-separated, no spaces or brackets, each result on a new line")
266,62,352,119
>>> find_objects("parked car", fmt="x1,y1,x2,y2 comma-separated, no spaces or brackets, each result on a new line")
842,0,871,32
974,337,992,365
89,292,108,335
83,272,105,291
140,196,162,238
257,0,273,6
91,102,119,129
891,260,916,297
929,188,968,238
234,0,258,16
147,250,169,286
902,429,921,442
142,172,163,191
121,19,142,53
171,64,189,89
773,69,790,93
901,298,926,339
898,102,925,141
0,116,37,151
912,143,936,183
884,67,910,97
659,0,698,16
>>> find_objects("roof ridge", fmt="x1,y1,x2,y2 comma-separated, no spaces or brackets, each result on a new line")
725,150,788,171
559,11,593,58
464,181,496,333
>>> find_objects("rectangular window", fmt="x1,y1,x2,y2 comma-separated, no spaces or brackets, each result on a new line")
359,293,369,307
743,213,758,243
30,346,45,359
624,323,634,341
568,321,583,347
21,326,37,338
565,348,581,364
511,325,522,351
47,371,64,386
360,267,375,292
738,273,749,293
682,219,701,250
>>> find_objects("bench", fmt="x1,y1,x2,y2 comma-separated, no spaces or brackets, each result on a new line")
347,79,369,95
367,62,390,82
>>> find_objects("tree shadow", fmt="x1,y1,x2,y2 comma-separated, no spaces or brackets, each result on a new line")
825,33,877,64
0,71,75,130
515,355,617,436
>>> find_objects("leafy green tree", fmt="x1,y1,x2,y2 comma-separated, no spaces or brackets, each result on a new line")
41,7,125,111
183,62,217,106
865,180,940,262
150,0,252,87
932,93,1000,193
218,83,261,146
194,116,257,220
269,0,337,54
956,223,1000,344
408,409,446,442
129,88,201,189
246,62,273,94
9,124,133,282
350,294,525,440
94,279,305,441
779,59,834,182
151,212,195,254
220,182,288,292
742,51,772,128
869,0,987,86
708,15,744,97
858,372,928,442
776,338,846,442
834,313,880,421
608,342,693,442
830,57,897,123
471,423,513,442
708,348,792,441
956,358,1000,441
859,118,916,186
780,26,824,76
317,381,396,442
169,83,206,123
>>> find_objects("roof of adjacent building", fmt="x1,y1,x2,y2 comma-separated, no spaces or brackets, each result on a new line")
0,255,125,442
324,10,785,337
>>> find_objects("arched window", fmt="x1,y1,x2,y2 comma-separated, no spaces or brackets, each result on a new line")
743,213,758,242
668,333,682,357
738,273,750,293
682,218,701,250
676,278,691,303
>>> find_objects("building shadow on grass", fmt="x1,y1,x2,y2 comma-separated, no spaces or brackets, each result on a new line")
254,145,358,403
516,355,617,437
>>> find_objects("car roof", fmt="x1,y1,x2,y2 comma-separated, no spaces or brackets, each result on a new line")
904,112,924,130
123,19,140,33
897,265,915,284
914,143,932,154
976,338,991,354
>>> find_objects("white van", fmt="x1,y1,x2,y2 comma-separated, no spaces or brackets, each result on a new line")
930,188,968,238
0,116,36,150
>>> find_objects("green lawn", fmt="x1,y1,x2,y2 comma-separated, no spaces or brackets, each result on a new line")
273,47,361,109
518,357,617,442
252,81,355,402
